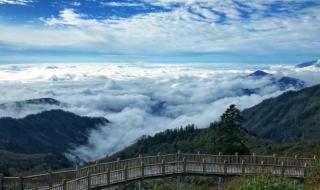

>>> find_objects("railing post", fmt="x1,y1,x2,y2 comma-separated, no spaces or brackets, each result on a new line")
218,176,224,190
241,160,245,175
95,161,99,174
235,152,239,163
117,157,120,170
124,165,128,181
218,152,222,163
161,160,165,175
62,179,66,190
157,152,161,163
87,172,91,190
75,164,79,178
182,157,186,173
106,168,110,185
304,163,308,178
281,162,285,177
313,155,317,165
273,153,277,165
223,160,227,175
19,176,23,190
0,173,3,190
294,155,298,166
202,159,207,175
177,150,181,161
261,161,265,173
141,162,145,178
48,169,53,188
252,153,257,164
137,180,144,190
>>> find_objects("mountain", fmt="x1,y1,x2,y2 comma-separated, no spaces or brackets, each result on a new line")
296,59,320,68
242,84,320,142
244,70,305,92
0,98,67,118
0,98,62,109
276,76,305,90
0,109,109,154
0,109,109,175
103,123,272,162
247,70,273,79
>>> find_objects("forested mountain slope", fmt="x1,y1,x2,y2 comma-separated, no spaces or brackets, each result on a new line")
242,84,320,142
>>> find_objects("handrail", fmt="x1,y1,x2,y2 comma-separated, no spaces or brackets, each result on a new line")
1,153,318,190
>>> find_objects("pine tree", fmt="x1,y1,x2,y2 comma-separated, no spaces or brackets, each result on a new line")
213,104,250,155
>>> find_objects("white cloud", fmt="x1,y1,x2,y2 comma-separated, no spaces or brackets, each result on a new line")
100,2,143,7
71,1,81,6
0,1,319,55
0,63,320,161
0,0,32,5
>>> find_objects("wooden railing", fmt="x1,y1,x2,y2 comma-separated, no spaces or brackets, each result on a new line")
1,153,318,190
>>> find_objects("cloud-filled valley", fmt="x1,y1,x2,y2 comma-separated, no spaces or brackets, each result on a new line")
0,63,320,162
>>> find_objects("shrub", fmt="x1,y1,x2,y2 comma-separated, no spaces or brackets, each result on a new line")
227,175,305,190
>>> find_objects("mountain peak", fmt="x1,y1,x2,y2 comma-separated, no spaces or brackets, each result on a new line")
248,70,272,77
24,98,61,105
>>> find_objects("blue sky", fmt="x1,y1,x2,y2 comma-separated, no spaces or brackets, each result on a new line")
0,0,319,64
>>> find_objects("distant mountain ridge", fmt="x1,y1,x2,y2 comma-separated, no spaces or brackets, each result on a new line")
0,98,62,108
296,59,320,68
241,70,305,95
242,84,320,142
0,98,67,118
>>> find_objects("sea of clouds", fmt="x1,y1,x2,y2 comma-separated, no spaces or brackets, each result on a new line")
0,63,320,162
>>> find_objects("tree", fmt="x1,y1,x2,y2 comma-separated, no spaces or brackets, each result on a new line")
213,104,250,155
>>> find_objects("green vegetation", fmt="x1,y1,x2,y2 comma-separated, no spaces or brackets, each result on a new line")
108,177,219,190
0,109,108,175
242,84,320,143
306,166,320,190
106,106,255,160
212,104,249,155
105,175,308,190
0,150,70,176
227,175,305,190
105,101,320,189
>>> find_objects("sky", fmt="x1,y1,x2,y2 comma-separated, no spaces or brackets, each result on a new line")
0,0,319,64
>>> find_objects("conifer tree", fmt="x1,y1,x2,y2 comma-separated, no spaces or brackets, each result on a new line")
213,104,249,155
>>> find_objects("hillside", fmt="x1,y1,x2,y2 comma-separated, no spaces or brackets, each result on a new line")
242,84,320,142
0,109,109,175
105,121,274,162
0,109,109,154
0,150,70,176
106,85,320,161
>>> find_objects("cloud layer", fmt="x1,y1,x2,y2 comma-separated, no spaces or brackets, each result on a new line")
0,63,320,161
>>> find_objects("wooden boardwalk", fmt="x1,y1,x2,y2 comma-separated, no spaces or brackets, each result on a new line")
1,153,318,190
